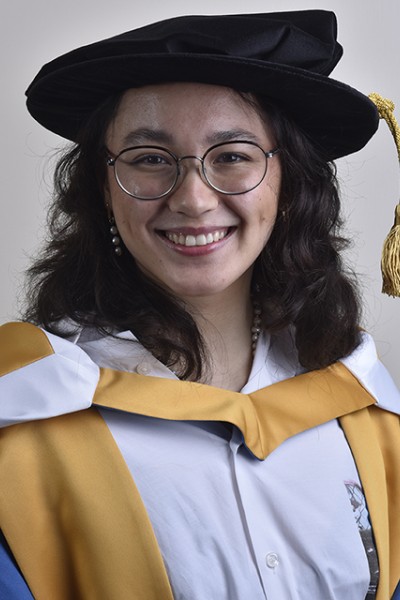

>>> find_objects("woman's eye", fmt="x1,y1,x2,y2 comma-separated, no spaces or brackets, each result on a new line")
134,154,170,166
215,152,249,164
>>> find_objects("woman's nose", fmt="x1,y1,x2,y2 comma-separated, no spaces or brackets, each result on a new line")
166,158,219,216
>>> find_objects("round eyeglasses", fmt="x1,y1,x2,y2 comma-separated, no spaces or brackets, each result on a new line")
106,141,279,200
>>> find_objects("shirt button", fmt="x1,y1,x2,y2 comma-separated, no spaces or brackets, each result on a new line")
266,552,280,569
136,361,151,375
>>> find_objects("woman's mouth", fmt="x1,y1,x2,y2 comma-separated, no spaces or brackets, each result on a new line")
163,228,230,247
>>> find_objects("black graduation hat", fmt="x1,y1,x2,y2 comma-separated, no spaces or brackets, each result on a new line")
25,10,379,161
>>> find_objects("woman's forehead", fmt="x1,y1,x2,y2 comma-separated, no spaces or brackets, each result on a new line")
107,82,272,145
116,82,259,117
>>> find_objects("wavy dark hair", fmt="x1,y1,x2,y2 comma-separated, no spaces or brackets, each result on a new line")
24,90,361,381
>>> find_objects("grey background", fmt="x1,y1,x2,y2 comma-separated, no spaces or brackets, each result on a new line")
1,0,399,385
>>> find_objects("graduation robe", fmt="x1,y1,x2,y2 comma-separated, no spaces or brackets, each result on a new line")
0,321,400,599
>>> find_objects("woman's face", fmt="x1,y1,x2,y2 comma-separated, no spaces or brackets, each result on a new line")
105,83,281,302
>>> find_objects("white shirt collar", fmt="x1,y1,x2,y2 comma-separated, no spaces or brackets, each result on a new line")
340,331,400,414
1,325,399,428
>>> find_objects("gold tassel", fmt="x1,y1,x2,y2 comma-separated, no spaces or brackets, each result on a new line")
381,204,400,296
369,93,400,297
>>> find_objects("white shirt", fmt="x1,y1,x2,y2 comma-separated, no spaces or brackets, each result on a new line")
2,326,400,599
77,329,384,599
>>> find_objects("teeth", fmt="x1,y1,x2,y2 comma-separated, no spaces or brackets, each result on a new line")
165,229,229,247
206,233,214,244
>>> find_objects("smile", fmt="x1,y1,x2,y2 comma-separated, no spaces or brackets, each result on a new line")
164,229,229,247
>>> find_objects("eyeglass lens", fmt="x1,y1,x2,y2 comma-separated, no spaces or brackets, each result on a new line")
112,142,270,200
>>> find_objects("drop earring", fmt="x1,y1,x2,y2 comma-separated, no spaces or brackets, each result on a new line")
109,216,122,256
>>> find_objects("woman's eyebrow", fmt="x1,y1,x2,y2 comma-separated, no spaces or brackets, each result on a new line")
205,129,262,145
119,128,264,148
121,128,173,147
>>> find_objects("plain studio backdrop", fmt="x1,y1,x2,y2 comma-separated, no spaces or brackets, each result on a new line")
1,0,399,385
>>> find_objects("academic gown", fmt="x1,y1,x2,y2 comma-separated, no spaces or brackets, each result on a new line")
0,321,400,599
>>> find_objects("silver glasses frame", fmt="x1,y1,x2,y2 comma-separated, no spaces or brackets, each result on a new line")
106,140,279,200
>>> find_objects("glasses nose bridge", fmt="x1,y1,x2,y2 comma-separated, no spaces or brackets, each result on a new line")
176,154,205,179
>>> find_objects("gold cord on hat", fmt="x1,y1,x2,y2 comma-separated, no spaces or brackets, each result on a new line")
368,92,400,297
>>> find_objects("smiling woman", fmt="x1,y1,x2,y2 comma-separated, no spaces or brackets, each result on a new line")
105,84,281,314
1,10,400,600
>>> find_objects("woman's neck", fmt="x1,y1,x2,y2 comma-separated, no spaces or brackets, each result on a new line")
184,289,255,391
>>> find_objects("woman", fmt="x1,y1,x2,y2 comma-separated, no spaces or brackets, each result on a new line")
1,10,399,600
